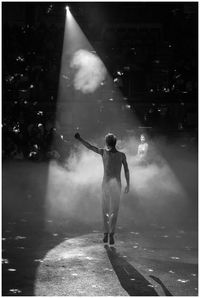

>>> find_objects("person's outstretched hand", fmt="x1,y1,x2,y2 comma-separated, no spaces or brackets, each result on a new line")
124,185,129,194
74,132,81,139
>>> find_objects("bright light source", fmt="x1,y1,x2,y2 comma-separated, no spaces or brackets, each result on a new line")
66,6,69,12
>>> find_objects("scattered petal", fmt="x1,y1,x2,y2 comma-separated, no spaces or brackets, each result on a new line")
9,289,22,294
177,279,189,283
133,246,138,248
85,257,93,260
92,285,98,288
191,273,197,277
2,258,9,264
8,268,16,272
104,268,113,271
53,233,58,237
171,256,180,260
72,273,78,276
15,236,26,240
148,269,154,272
169,270,175,274
34,259,43,263
130,278,135,281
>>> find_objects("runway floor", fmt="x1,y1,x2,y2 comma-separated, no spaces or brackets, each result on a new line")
2,148,198,296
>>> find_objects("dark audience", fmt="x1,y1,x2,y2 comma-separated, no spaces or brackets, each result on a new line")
2,23,197,161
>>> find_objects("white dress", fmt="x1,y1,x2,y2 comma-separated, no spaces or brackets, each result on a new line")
137,142,148,164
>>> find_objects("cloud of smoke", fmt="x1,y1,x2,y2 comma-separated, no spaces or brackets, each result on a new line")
118,135,190,225
45,147,103,228
70,49,107,94
45,134,195,231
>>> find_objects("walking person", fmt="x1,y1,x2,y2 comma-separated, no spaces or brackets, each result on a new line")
74,132,130,245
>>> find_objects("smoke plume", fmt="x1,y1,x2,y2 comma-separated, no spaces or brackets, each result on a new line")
45,134,196,230
70,49,107,94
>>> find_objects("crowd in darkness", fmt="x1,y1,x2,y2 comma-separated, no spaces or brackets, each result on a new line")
2,23,68,161
2,9,198,161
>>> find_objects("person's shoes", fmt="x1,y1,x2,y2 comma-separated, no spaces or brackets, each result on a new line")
109,233,115,245
103,233,108,243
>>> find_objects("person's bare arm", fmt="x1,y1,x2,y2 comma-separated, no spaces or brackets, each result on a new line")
74,133,103,155
122,153,130,193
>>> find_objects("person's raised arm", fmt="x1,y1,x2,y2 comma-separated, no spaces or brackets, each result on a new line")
74,133,103,155
122,153,130,193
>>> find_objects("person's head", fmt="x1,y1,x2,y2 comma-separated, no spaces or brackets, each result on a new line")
140,134,146,143
105,133,117,149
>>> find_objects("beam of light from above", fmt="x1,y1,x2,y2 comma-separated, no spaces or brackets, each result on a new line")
56,7,137,138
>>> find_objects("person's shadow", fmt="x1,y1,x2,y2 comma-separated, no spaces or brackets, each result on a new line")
105,245,171,296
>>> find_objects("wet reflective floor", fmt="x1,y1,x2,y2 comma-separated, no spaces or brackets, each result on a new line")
34,230,197,296
3,222,197,296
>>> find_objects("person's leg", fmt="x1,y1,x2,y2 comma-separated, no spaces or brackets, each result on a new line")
110,197,120,234
102,184,110,242
109,181,121,244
